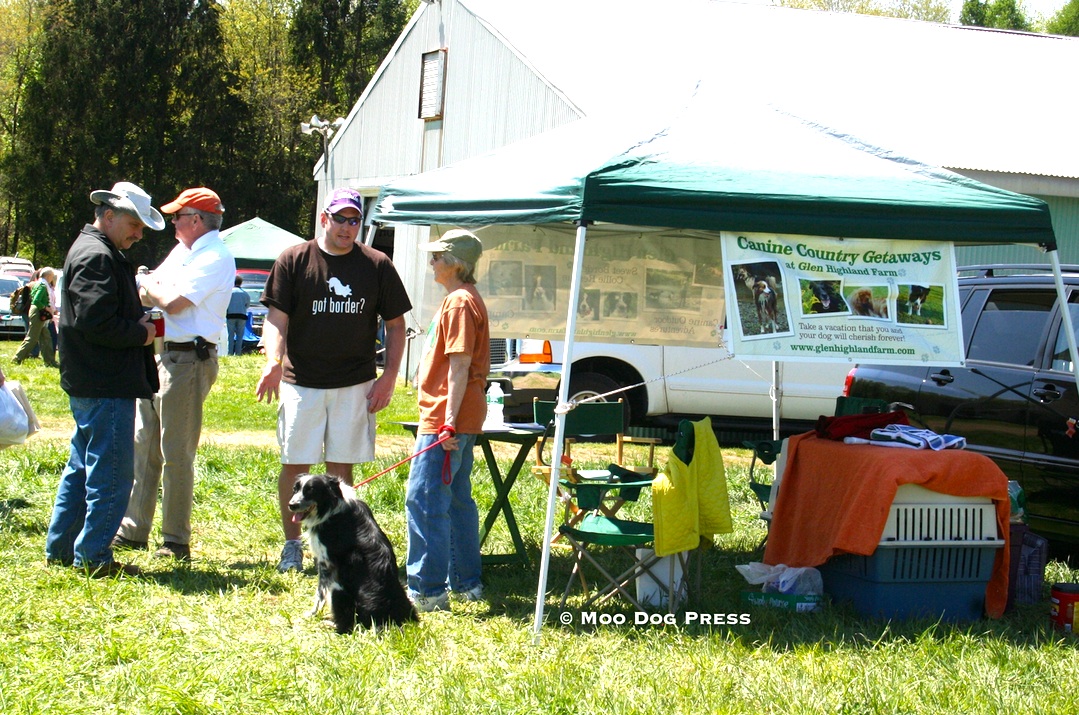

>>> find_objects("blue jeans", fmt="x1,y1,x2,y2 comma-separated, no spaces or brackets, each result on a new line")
405,433,482,598
45,396,136,567
227,318,246,355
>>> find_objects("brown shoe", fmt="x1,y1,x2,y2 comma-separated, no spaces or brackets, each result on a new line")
112,535,148,551
87,561,142,578
155,542,191,561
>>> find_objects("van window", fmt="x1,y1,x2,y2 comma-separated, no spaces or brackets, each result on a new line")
1050,296,1079,373
967,289,1055,367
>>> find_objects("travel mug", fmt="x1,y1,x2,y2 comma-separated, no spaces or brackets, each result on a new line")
150,309,165,353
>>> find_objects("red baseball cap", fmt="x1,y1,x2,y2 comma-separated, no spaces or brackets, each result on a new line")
161,187,224,215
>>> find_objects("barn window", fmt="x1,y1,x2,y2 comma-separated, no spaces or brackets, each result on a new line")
419,49,447,120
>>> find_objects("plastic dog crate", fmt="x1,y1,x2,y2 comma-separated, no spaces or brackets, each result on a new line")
820,542,1003,621
821,485,1004,622
880,485,997,545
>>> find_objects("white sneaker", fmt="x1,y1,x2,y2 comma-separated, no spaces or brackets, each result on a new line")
277,540,304,573
455,584,485,602
411,592,450,613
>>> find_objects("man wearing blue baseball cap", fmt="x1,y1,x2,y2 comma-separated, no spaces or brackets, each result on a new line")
256,188,412,572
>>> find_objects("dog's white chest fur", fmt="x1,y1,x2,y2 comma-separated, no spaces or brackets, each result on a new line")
307,482,357,564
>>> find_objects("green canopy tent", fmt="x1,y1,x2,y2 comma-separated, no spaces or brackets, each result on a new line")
220,217,306,270
375,103,1054,246
372,98,1062,640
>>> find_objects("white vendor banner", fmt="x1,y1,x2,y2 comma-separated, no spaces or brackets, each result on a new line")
422,224,727,348
721,232,965,366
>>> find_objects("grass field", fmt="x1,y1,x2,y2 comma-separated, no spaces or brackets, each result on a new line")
1,345,1077,714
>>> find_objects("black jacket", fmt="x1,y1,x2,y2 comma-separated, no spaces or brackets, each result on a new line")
59,224,159,398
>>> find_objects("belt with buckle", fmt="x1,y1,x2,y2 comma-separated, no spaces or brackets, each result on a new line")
165,341,216,352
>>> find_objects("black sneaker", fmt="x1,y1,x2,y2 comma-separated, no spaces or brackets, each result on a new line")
112,535,148,551
155,542,191,562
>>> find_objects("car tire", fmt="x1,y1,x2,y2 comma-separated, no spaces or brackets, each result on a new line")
566,372,633,429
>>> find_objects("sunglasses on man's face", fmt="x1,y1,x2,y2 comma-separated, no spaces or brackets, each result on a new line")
329,213,361,226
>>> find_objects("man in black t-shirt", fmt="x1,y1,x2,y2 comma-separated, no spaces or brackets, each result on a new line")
256,188,411,572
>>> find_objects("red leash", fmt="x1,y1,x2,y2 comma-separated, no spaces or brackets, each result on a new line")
355,425,456,488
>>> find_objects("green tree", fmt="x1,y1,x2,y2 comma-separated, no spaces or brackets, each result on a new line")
0,0,44,258
959,0,988,25
6,0,253,268
289,0,411,118
1047,0,1079,34
780,0,950,22
222,0,321,237
960,0,1032,29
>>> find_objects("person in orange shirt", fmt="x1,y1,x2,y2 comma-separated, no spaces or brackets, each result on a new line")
405,230,490,613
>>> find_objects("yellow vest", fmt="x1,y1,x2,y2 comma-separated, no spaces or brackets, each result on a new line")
652,417,732,557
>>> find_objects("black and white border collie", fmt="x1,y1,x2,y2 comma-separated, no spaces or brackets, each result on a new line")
287,474,418,633
908,285,931,316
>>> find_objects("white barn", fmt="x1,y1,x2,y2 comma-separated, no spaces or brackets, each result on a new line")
317,0,1079,339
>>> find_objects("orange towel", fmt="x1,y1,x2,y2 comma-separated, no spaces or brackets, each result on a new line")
763,432,1010,618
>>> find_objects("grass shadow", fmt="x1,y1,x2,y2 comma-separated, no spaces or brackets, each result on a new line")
141,560,292,595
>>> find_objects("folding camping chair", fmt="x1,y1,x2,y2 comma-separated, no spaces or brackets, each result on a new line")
742,438,783,548
557,474,688,612
532,399,661,531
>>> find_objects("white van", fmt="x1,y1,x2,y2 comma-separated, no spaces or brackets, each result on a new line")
489,338,850,435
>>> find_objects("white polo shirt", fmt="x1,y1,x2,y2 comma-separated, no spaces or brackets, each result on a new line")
153,229,236,344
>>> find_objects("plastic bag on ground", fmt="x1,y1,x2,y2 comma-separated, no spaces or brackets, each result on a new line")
0,383,30,447
736,561,823,595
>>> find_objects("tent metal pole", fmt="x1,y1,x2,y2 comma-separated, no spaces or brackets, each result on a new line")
362,224,377,247
1048,250,1079,386
532,221,590,644
771,361,781,441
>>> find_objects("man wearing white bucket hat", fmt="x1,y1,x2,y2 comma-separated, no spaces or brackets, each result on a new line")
45,181,163,578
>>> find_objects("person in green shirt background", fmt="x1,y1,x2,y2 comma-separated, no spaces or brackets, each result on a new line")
13,267,59,367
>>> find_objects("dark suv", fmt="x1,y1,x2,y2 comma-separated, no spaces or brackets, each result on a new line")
845,265,1079,548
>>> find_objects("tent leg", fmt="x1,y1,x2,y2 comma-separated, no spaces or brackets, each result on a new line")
532,222,590,644
1049,250,1079,386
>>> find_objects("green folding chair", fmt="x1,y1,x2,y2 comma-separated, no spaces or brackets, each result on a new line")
557,472,687,612
532,399,660,532
741,438,784,548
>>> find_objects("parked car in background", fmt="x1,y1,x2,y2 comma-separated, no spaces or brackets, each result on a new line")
0,274,28,338
237,268,269,337
489,336,850,438
845,265,1079,549
0,256,33,283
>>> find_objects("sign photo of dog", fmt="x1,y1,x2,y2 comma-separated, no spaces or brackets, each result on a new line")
488,260,523,297
524,265,556,312
602,291,637,319
845,284,891,321
897,283,946,328
730,261,791,338
799,278,848,317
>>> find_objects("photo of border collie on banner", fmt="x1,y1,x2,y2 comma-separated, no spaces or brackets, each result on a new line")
721,232,964,367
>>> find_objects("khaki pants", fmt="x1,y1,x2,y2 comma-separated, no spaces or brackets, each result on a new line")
14,307,56,366
119,347,218,545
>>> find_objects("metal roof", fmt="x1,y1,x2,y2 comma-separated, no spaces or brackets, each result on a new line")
457,0,1078,180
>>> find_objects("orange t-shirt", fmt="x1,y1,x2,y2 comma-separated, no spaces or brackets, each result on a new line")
417,284,490,435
